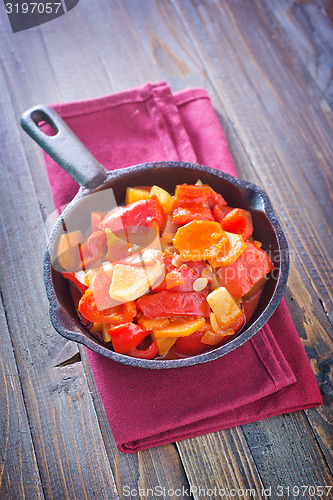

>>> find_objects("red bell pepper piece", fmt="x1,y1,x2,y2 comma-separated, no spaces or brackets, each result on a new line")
99,198,165,232
107,323,149,354
136,291,210,318
230,314,245,333
62,272,88,294
174,329,210,357
153,264,201,292
80,230,107,269
213,204,233,222
171,184,227,225
174,184,226,208
127,341,158,359
185,260,210,275
172,199,214,224
78,288,136,324
217,242,273,300
221,208,253,241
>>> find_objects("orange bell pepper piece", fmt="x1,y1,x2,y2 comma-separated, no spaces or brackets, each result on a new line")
153,317,206,338
201,328,235,345
165,269,184,289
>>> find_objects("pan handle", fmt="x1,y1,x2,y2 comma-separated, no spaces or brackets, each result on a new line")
20,105,108,190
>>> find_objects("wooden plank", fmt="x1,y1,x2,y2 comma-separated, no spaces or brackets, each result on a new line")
265,0,333,107
0,62,119,499
37,4,195,494
0,297,44,500
170,0,333,487
242,411,333,492
1,2,195,496
81,348,193,500
177,429,265,499
284,263,333,473
173,0,333,322
77,0,209,92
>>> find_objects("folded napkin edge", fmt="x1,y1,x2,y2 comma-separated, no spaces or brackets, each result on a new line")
119,398,323,453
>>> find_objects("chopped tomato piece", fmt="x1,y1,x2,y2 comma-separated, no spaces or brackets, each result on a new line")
173,184,226,208
172,201,214,225
171,184,224,224
221,208,253,241
217,242,273,300
136,291,210,318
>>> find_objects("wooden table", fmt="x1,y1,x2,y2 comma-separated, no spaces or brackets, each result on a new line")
1,1,332,498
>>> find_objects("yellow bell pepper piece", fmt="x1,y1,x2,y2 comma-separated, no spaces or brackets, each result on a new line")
90,322,103,334
101,324,112,343
125,187,150,205
153,317,205,338
201,327,234,345
149,185,174,215
207,287,243,328
151,333,177,356
57,230,82,271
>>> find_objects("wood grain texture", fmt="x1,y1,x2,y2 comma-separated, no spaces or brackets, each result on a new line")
0,62,119,499
177,429,266,499
0,297,44,500
173,0,333,321
81,347,193,500
170,0,333,488
242,411,333,490
0,3,195,497
266,0,333,106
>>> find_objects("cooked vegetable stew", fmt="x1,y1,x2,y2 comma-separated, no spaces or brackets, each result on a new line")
59,182,273,360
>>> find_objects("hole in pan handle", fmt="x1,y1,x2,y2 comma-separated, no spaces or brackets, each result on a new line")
20,104,108,190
